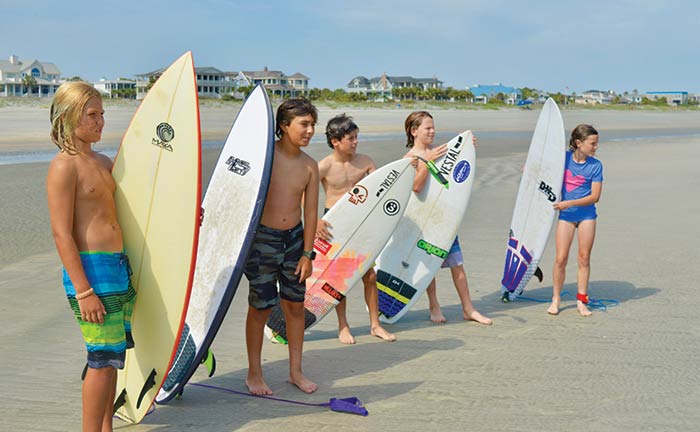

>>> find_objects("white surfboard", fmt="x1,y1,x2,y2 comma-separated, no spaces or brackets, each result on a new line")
500,98,565,301
264,158,414,343
375,131,475,324
112,52,201,423
156,85,274,403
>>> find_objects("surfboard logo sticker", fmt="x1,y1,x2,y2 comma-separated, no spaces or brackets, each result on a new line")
225,156,251,176
348,185,368,205
438,146,461,176
416,239,448,259
383,199,401,216
152,122,175,152
538,181,557,202
375,169,401,197
453,160,471,183
313,237,332,255
321,283,345,302
502,237,533,292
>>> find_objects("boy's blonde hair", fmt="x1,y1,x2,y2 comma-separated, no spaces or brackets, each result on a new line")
50,81,102,155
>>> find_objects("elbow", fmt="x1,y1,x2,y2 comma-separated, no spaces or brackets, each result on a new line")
51,229,72,246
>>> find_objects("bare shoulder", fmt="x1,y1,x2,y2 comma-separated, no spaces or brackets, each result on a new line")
47,153,77,186
300,151,317,168
94,152,114,170
355,153,375,166
355,153,376,173
318,154,333,175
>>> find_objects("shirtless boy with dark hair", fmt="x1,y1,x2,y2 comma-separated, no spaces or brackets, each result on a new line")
244,97,320,395
317,113,396,344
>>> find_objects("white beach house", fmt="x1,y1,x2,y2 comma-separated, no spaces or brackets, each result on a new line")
0,55,63,97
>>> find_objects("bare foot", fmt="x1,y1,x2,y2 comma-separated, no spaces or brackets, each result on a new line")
547,300,560,315
464,309,492,325
338,326,356,344
371,325,397,342
246,374,273,396
289,373,317,394
429,306,447,323
577,301,592,317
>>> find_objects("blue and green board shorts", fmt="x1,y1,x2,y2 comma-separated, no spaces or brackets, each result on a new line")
62,251,136,369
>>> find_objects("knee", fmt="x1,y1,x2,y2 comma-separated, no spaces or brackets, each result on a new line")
578,253,591,268
362,270,377,285
282,300,305,318
554,254,569,268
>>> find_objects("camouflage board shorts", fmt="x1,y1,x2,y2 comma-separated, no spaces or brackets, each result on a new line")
244,223,306,310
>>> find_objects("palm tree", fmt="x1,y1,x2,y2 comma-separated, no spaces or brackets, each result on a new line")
22,75,37,96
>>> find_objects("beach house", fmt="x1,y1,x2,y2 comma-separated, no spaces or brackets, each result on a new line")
0,55,63,97
237,67,310,98
575,90,614,105
469,83,522,104
645,91,688,106
346,73,443,100
93,78,137,99
135,66,237,99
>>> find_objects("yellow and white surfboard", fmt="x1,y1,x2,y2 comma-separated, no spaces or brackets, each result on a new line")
112,51,201,423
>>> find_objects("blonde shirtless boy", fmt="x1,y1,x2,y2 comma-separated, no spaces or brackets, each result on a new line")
316,114,396,344
47,82,136,432
243,98,319,395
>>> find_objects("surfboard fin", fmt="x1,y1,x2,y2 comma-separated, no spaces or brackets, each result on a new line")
113,388,127,414
501,291,511,303
81,363,88,381
201,349,216,377
534,266,544,283
136,369,157,410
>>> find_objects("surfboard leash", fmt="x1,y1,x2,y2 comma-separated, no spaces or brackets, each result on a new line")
413,155,449,188
186,382,368,416
514,290,619,311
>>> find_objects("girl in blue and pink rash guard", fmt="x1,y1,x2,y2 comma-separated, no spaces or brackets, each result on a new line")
548,124,603,317
559,149,604,222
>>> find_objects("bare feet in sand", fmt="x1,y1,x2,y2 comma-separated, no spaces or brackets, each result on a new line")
289,372,317,394
547,299,560,315
429,306,447,323
246,374,273,396
464,309,492,325
371,325,397,342
338,325,356,344
577,300,592,317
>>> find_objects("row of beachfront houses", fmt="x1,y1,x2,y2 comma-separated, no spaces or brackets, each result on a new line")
0,55,309,100
1,55,697,106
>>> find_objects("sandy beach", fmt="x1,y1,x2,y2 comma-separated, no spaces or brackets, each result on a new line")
1,104,699,431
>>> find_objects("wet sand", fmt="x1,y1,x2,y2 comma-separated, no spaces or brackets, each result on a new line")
1,106,699,431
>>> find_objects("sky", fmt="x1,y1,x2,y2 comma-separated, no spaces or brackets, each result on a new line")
3,0,699,93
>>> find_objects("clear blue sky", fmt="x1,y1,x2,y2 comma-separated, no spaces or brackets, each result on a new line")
3,0,699,93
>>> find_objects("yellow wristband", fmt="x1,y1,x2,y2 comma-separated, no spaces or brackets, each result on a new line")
76,288,95,300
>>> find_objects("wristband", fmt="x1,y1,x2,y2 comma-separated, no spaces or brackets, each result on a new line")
76,288,95,300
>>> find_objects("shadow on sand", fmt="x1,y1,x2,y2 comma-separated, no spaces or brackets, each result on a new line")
122,338,463,431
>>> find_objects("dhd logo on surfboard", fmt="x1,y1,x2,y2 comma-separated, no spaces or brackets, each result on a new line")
538,181,557,202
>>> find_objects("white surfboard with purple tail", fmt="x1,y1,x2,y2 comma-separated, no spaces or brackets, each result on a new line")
500,98,565,301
